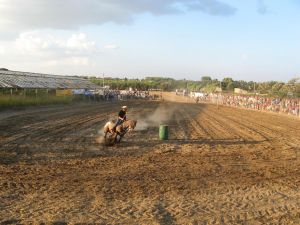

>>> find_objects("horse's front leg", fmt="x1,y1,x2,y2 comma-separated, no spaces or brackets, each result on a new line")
118,133,125,143
112,133,118,143
118,136,122,143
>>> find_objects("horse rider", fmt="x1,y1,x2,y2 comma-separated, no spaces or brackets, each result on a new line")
112,106,128,132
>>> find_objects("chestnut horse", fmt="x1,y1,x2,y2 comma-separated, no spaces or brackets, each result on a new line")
104,119,137,144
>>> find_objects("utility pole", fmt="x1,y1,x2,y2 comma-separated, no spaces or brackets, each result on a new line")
218,81,222,109
102,73,104,88
186,81,188,102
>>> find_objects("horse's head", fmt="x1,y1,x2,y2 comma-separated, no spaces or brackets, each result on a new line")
127,120,137,132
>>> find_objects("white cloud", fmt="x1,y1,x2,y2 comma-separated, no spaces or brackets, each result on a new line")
14,31,98,56
186,0,237,15
65,33,96,52
0,31,101,69
0,45,5,54
104,44,119,50
15,32,50,55
241,53,249,61
0,0,236,36
46,57,90,66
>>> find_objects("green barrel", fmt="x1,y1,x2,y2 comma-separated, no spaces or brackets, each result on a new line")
159,125,169,140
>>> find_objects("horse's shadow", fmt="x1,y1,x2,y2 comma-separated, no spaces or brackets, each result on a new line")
105,137,267,158
130,137,266,147
166,138,265,145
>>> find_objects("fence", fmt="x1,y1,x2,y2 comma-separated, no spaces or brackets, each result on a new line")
0,88,88,108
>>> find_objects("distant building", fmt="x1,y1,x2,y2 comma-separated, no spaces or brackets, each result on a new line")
234,88,248,94
0,70,101,89
215,87,222,92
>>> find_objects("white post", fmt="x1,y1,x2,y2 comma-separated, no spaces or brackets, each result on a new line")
102,73,104,88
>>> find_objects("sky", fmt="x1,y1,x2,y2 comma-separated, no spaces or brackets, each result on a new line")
0,0,299,82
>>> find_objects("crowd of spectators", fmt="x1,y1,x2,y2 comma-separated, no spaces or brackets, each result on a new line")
195,93,300,117
103,90,152,101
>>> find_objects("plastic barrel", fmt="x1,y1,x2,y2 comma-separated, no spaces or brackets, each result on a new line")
159,125,169,140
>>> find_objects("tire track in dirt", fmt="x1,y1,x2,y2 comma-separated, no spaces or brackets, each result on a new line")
199,106,268,142
0,101,149,163
1,100,300,224
206,105,300,162
211,105,300,143
195,108,240,140
177,104,212,140
1,101,146,146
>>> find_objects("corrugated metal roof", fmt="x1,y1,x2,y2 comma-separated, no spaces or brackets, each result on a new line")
0,70,101,89
0,80,12,88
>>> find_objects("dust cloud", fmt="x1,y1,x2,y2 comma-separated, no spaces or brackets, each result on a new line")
95,122,107,144
95,130,105,144
95,103,178,140
135,104,178,131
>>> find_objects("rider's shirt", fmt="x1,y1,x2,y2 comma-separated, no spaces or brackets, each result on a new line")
118,110,127,120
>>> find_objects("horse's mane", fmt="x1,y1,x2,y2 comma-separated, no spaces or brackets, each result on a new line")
113,119,137,134
124,119,137,128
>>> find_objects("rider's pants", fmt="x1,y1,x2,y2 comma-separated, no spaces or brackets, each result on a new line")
112,119,123,132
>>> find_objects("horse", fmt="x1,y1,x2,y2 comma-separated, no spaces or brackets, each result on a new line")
103,119,137,145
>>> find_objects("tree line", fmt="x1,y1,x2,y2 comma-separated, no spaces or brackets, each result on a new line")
89,76,300,98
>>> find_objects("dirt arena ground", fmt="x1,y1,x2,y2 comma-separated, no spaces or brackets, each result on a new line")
1,95,300,224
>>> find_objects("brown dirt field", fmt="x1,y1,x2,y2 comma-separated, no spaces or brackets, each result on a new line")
1,98,300,224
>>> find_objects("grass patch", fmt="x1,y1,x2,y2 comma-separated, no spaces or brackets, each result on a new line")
0,95,76,109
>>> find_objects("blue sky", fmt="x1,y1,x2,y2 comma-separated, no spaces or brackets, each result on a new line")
0,0,299,82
